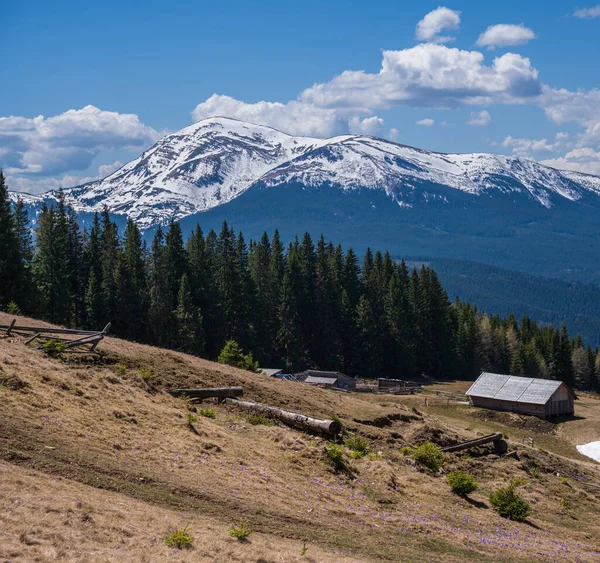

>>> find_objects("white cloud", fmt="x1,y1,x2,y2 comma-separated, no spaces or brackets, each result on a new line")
348,116,385,136
573,5,600,18
300,43,541,110
388,128,400,142
541,148,600,175
191,94,348,138
501,132,570,157
6,174,98,194
98,160,123,178
467,110,492,126
540,86,600,147
476,24,536,50
415,7,461,43
416,118,435,126
0,106,158,177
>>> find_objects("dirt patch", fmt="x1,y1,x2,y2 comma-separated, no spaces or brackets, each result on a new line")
472,409,557,435
353,411,421,427
410,424,462,447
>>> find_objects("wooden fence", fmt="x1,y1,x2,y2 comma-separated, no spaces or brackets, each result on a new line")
0,319,111,352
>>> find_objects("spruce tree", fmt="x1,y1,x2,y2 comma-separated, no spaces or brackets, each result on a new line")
175,273,204,355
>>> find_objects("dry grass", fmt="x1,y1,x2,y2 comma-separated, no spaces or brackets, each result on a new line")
1,312,600,562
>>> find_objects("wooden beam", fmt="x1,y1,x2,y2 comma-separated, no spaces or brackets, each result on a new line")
169,387,244,400
0,324,104,336
441,432,505,453
5,319,16,336
24,332,41,345
226,398,342,436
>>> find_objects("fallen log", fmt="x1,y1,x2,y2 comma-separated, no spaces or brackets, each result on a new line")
441,432,507,455
226,398,342,436
169,387,244,400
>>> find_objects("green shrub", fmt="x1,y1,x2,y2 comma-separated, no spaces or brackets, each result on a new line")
218,340,259,372
164,524,194,549
247,414,273,426
42,339,67,359
198,407,216,419
139,366,154,382
324,444,345,470
187,413,198,424
411,442,445,472
489,481,531,521
7,301,21,315
228,520,253,541
345,434,371,458
447,471,478,496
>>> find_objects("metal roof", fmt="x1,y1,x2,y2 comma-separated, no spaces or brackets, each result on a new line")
466,372,564,405
305,376,338,385
260,368,283,377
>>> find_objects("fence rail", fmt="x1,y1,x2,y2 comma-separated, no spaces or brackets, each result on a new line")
0,320,111,352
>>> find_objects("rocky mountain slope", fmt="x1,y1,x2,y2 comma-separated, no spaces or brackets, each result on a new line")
11,117,600,230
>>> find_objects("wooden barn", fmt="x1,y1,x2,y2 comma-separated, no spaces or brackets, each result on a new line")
296,370,357,391
466,372,576,418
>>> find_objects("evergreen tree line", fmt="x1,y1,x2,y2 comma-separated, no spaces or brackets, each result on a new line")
1,173,599,391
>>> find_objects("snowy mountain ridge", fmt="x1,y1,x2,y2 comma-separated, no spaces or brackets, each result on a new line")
10,116,600,229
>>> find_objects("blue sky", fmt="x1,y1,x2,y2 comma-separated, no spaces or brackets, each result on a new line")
2,0,600,192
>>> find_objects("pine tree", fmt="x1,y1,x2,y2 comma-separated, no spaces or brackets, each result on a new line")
175,273,204,355
99,207,119,323
84,213,103,328
12,197,35,312
0,170,21,310
277,251,303,372
33,193,71,324
550,326,575,388
149,227,173,346
115,219,148,340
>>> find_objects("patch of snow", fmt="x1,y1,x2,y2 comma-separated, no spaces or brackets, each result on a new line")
576,442,600,463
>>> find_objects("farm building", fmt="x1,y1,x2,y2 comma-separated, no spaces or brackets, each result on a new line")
259,368,283,377
296,370,357,390
466,372,576,418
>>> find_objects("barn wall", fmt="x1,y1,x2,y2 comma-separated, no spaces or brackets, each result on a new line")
547,385,574,416
470,397,546,417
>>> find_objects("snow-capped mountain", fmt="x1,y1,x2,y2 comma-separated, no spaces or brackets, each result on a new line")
10,117,600,230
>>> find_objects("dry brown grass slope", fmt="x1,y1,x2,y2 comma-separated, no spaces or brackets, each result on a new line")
1,312,599,563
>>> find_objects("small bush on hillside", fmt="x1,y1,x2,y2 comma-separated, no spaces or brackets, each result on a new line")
405,442,445,472
324,444,345,470
489,480,531,522
447,471,478,496
42,339,67,359
218,340,259,372
187,413,198,424
345,434,371,458
7,301,21,315
139,366,154,383
199,407,216,419
247,414,273,426
164,524,194,549
228,520,253,541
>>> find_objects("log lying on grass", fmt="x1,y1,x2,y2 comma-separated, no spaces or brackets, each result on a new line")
441,432,508,455
169,387,244,400
226,398,342,436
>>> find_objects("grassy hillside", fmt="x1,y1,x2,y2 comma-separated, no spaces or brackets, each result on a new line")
1,312,600,562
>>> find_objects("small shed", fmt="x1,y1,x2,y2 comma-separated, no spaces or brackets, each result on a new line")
466,372,576,418
296,370,357,390
259,368,283,377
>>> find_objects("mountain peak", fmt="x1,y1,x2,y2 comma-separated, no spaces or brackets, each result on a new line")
9,117,600,229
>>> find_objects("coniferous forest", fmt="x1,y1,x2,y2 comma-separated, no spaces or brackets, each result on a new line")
1,172,599,391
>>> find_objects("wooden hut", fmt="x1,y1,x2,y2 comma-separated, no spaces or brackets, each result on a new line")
466,372,576,418
296,370,357,390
